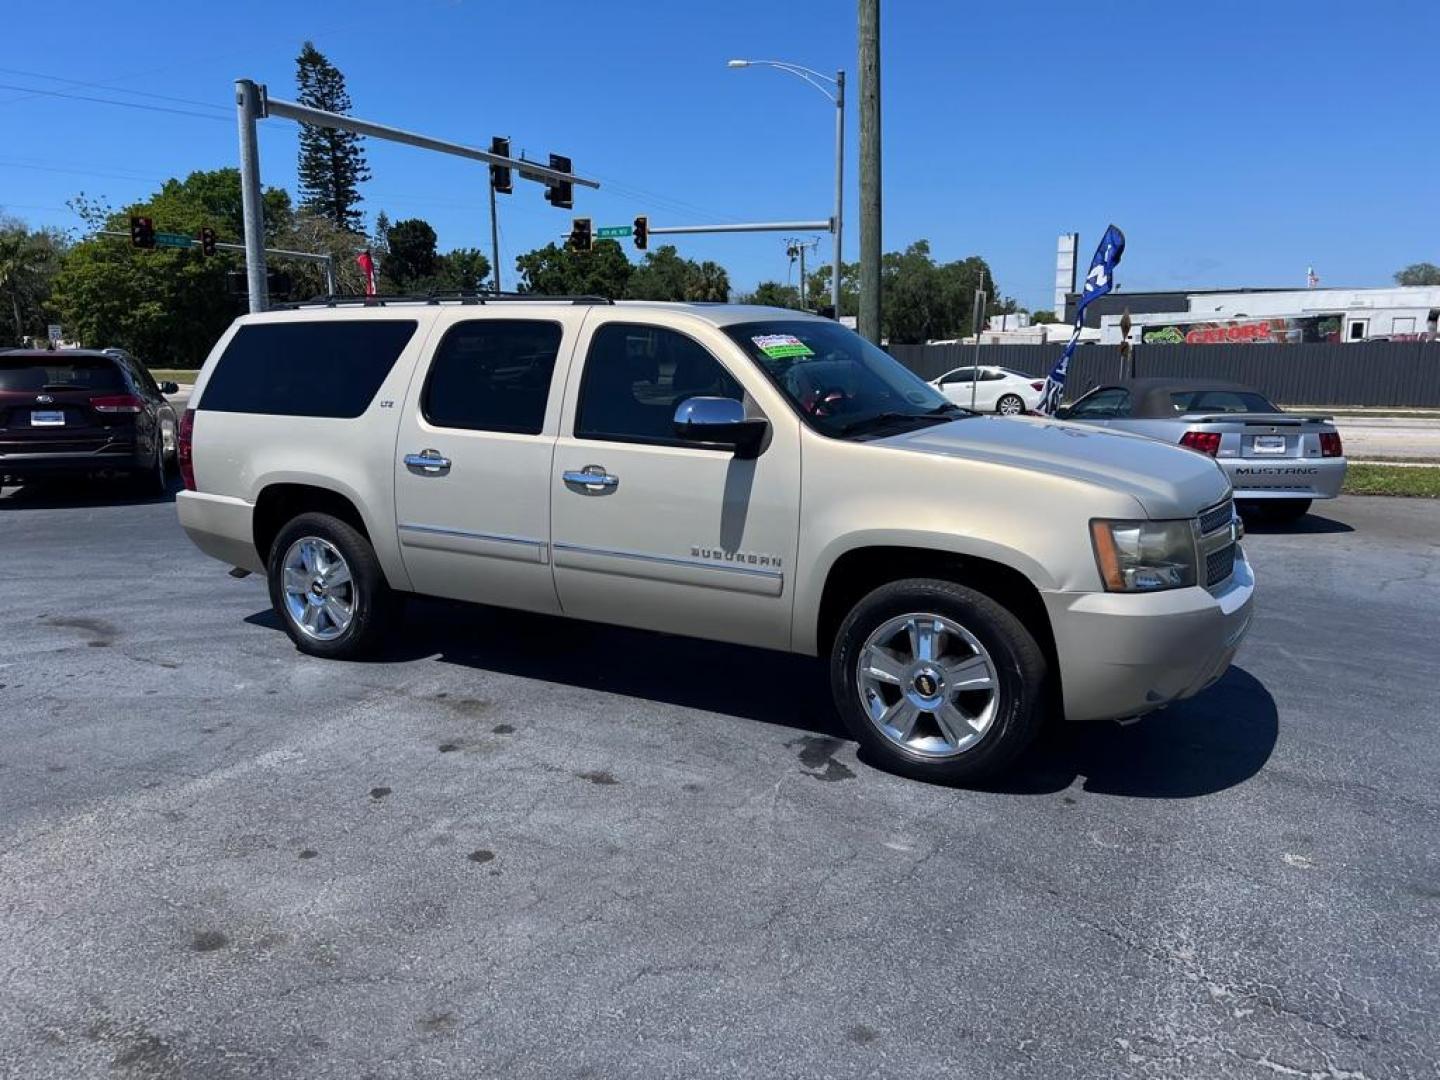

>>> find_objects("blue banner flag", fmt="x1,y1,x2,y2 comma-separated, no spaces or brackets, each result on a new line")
1037,225,1126,415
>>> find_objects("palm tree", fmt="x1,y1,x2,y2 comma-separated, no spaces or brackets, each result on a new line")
0,226,56,344
684,261,731,303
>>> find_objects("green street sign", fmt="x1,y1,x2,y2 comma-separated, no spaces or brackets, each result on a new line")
596,225,633,239
154,232,193,249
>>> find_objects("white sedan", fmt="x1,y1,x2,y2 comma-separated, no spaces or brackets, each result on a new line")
930,366,1046,415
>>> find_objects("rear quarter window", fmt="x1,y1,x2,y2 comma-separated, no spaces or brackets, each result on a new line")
199,320,418,418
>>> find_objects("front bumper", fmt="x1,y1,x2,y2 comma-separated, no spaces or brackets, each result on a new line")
1041,546,1255,723
1224,457,1346,500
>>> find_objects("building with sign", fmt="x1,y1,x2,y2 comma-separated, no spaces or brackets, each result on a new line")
1091,286,1440,345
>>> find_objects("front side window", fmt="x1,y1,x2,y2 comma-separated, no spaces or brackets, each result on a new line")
939,368,974,385
422,319,562,434
576,323,743,445
722,319,962,439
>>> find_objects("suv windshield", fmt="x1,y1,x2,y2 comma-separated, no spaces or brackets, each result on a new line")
0,356,125,393
723,320,965,438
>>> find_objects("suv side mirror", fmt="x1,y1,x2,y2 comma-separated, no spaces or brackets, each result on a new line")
673,397,768,459
1053,405,1072,420
160,381,180,395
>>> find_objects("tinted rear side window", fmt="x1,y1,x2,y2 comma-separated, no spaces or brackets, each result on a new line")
200,320,418,418
422,319,563,434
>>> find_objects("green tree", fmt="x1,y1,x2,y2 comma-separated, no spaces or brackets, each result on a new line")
0,218,65,345
1028,309,1059,324
874,241,997,343
515,239,632,299
739,281,803,308
1394,262,1440,286
807,260,861,316
624,245,731,302
380,218,439,289
51,169,289,365
685,261,730,302
625,245,694,300
295,41,371,232
434,248,491,292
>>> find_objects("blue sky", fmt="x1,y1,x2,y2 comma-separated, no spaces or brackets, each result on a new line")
1,0,1434,310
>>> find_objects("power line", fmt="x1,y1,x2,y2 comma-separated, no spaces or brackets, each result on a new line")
0,81,229,122
0,66,228,113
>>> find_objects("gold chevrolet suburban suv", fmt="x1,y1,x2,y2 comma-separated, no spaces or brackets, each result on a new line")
176,298,1254,783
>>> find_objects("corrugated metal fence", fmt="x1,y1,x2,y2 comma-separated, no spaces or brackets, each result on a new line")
885,341,1440,407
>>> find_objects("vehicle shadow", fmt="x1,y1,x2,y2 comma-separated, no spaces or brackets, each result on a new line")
977,666,1278,799
0,476,178,510
248,597,1276,799
247,597,851,740
1239,511,1353,535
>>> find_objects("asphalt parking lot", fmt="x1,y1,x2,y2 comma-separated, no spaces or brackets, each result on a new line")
1,486,1436,1080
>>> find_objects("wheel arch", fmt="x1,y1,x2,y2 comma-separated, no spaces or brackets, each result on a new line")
810,544,1059,688
253,482,376,570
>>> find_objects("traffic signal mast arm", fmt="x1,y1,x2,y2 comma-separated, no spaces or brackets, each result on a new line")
255,87,598,191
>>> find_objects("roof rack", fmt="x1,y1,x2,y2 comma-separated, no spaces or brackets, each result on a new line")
277,291,615,310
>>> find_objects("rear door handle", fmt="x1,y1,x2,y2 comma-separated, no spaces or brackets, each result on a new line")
404,450,451,474
563,466,619,491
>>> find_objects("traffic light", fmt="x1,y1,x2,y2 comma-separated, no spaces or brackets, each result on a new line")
199,227,217,257
633,215,648,251
129,215,155,249
568,218,592,252
544,153,573,210
489,136,512,195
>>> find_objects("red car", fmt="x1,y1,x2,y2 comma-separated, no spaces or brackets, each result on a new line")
0,349,179,493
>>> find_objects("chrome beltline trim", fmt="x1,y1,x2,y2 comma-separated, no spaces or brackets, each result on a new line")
398,523,547,549
552,541,783,580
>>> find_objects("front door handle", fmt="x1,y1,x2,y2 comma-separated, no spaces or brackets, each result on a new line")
404,449,451,474
563,465,619,491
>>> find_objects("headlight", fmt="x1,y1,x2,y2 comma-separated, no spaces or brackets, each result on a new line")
1090,519,1197,592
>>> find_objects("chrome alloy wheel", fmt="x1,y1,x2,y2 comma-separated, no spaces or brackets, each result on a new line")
997,395,1024,416
855,613,1000,758
281,536,355,642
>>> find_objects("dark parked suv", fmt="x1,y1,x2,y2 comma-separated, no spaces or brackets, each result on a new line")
0,349,179,492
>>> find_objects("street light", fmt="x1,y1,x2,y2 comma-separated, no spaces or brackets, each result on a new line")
727,58,845,318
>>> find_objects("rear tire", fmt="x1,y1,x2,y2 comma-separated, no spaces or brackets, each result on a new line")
830,578,1048,784
996,394,1025,416
267,512,395,659
134,439,170,496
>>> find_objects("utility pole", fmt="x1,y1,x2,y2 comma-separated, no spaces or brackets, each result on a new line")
857,0,882,343
832,69,846,318
235,80,268,313
489,181,502,292
970,269,987,412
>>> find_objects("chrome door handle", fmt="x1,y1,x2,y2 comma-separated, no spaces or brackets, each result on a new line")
563,466,619,490
404,450,451,474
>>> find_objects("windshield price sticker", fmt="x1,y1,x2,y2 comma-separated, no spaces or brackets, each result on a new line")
752,334,814,359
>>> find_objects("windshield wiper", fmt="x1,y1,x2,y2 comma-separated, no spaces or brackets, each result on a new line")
838,409,952,437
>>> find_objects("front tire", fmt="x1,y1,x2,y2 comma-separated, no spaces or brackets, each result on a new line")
830,578,1048,784
996,394,1025,416
267,512,395,659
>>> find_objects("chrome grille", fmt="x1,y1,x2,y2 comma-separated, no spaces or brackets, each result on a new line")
1197,497,1236,589
1206,543,1236,587
1198,498,1234,537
